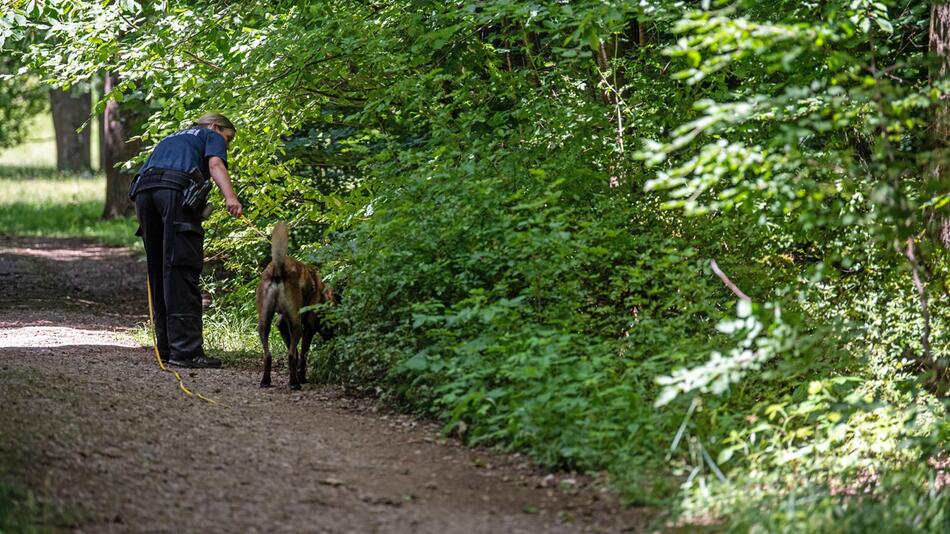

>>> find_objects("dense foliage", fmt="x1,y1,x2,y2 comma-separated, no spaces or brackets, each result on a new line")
0,31,46,148
7,0,950,529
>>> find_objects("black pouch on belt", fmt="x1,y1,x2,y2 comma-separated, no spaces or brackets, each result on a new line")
127,173,142,201
181,167,212,212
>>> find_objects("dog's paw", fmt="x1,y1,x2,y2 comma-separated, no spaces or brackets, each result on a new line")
290,383,301,391
259,381,272,388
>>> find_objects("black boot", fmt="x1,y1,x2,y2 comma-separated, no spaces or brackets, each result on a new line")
168,354,222,368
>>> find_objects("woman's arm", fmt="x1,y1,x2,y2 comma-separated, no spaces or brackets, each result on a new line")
208,156,243,217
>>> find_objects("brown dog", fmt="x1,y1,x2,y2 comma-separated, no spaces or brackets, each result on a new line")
256,221,335,389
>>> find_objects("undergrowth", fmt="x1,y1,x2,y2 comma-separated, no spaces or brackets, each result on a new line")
0,460,57,534
0,165,138,249
10,0,950,530
0,481,49,534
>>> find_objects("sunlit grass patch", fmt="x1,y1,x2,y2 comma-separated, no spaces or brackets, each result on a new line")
0,166,139,249
0,114,56,168
127,306,279,369
202,308,269,367
0,112,99,170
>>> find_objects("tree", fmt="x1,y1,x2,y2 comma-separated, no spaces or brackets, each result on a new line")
100,72,140,219
932,4,950,136
931,4,950,246
49,87,91,171
0,46,46,149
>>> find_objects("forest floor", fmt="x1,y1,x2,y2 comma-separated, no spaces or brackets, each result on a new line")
0,235,650,533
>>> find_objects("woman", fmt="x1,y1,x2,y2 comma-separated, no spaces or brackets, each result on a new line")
132,112,243,368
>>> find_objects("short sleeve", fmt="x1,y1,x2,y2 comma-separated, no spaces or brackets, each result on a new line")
204,129,228,168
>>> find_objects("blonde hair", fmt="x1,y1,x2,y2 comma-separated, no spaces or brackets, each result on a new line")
191,112,236,133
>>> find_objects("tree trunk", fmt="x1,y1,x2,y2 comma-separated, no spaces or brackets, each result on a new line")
929,5,950,245
101,72,141,219
49,88,91,171
911,5,950,379
932,4,950,109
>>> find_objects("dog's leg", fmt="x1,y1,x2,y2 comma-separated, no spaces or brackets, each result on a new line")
257,288,277,388
259,330,273,388
277,319,292,353
298,325,317,386
277,318,297,387
288,321,303,390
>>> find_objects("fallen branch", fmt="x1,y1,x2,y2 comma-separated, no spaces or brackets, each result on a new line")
710,259,751,302
904,238,941,372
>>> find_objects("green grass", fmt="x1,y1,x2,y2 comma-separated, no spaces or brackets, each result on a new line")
0,114,56,168
200,306,269,367
128,307,268,369
0,165,140,249
0,481,53,534
0,112,99,169
0,454,64,533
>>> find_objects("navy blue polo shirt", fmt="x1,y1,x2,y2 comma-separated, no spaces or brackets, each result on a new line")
138,127,228,179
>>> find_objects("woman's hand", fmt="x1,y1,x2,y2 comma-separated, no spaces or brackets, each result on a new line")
208,156,243,218
226,195,243,217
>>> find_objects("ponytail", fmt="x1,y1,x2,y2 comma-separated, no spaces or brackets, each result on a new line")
191,112,236,133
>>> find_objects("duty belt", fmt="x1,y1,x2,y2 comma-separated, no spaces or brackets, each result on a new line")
138,168,197,190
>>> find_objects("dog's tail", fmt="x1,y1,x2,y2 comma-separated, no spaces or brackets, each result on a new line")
271,221,289,277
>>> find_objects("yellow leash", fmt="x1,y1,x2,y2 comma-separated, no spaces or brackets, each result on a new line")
239,213,270,239
142,213,271,402
146,275,221,405
239,213,304,238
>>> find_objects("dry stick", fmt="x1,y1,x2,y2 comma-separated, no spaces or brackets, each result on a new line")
299,87,367,102
595,67,626,188
710,259,751,302
232,53,347,92
183,51,225,72
904,238,936,369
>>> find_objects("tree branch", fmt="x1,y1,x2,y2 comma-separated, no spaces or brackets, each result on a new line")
299,87,368,102
904,238,938,370
183,51,224,72
710,259,751,302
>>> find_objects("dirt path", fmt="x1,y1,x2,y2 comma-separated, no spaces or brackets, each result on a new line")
0,236,648,533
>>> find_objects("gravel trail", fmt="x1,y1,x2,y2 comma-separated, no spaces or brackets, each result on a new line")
0,236,647,533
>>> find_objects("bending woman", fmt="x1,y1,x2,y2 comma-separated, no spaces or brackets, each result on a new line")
131,112,243,368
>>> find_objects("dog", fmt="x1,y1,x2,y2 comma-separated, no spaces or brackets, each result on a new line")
256,221,336,389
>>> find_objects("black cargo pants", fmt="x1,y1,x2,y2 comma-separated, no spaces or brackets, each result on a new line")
135,187,205,360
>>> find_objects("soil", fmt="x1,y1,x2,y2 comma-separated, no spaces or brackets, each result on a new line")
0,236,650,533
